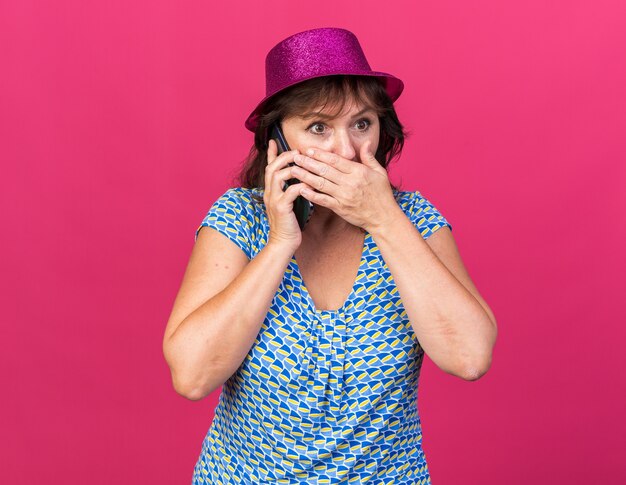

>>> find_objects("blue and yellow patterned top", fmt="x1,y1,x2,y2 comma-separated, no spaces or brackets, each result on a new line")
191,187,452,485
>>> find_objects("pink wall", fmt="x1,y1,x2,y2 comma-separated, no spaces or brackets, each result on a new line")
2,1,625,483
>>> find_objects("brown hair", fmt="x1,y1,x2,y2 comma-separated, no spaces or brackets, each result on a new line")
234,75,410,204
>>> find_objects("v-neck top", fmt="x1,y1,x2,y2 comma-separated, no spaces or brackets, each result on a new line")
192,187,452,484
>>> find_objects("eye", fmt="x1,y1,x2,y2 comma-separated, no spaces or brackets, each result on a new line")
305,117,373,136
307,122,326,135
355,118,372,131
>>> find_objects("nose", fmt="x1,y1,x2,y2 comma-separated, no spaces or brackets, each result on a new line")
330,129,357,161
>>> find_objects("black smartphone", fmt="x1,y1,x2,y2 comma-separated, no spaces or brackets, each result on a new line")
267,121,314,230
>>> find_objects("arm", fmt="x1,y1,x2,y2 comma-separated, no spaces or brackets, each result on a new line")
369,209,498,381
163,227,296,400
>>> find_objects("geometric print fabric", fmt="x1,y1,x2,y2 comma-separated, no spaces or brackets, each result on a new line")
192,187,452,484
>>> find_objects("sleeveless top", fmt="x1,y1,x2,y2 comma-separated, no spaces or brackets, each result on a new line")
191,187,452,485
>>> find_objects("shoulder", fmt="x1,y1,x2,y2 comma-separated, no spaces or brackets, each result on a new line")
393,188,453,240
393,189,416,210
195,187,265,246
393,188,443,217
393,188,440,207
217,186,261,205
209,187,265,217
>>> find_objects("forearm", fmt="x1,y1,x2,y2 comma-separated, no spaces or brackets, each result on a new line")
369,208,496,380
165,241,295,399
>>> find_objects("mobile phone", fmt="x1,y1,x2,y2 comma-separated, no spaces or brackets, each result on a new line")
267,121,314,230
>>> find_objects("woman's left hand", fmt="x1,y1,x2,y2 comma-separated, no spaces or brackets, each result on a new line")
291,140,400,232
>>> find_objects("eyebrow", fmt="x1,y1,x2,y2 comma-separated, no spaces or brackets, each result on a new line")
299,107,375,121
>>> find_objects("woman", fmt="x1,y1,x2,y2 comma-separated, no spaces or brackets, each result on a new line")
163,27,497,484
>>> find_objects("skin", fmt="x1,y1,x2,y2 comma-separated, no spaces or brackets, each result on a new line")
279,98,498,380
163,95,497,400
279,98,394,237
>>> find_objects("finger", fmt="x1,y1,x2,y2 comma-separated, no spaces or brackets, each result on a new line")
293,153,344,185
290,165,340,197
305,148,353,174
281,182,309,204
267,139,277,164
264,149,298,197
359,140,382,169
300,184,336,210
270,182,309,220
269,149,299,170
270,160,301,200
267,140,296,165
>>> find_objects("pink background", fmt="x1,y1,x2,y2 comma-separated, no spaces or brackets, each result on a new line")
2,1,625,483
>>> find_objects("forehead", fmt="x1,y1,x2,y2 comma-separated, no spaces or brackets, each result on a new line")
298,99,375,120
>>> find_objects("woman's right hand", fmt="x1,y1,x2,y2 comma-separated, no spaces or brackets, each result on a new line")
264,139,307,250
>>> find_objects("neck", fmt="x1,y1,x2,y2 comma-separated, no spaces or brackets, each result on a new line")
304,205,356,238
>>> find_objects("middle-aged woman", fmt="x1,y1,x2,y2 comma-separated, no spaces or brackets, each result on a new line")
164,27,498,484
